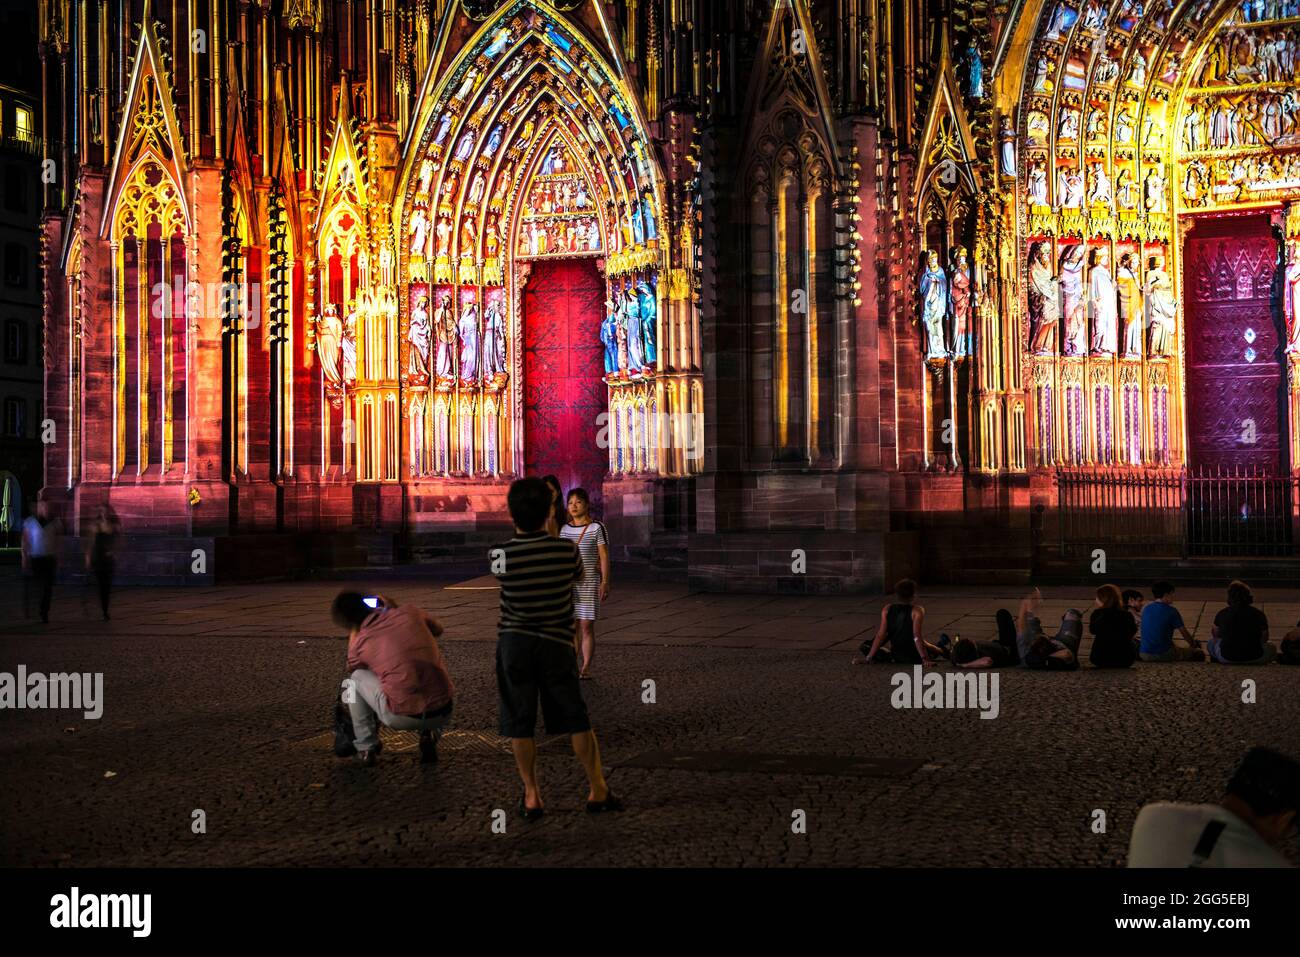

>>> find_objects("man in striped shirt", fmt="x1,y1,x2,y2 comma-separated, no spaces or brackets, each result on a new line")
491,477,622,820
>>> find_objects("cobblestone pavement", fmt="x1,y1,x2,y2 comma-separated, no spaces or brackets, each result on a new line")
2,573,1298,867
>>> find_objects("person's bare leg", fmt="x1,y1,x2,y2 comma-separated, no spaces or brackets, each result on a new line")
578,620,595,674
571,729,609,802
510,738,542,809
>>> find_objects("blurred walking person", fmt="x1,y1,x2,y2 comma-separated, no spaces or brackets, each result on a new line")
84,505,121,621
560,488,610,679
21,501,60,623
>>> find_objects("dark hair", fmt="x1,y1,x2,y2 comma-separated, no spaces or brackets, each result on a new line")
1121,589,1143,605
1152,580,1175,599
508,477,552,532
567,487,590,506
1226,748,1300,817
331,591,376,630
895,579,917,602
1227,580,1253,607
952,637,979,665
542,474,562,497
1096,584,1122,609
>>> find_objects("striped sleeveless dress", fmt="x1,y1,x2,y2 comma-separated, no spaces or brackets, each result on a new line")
560,520,607,621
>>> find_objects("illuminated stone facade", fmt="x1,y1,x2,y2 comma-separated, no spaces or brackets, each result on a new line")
35,1,1300,588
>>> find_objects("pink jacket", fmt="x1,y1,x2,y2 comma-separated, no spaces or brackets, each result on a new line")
346,605,455,716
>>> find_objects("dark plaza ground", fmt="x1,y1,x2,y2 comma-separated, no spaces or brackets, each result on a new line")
2,572,1298,868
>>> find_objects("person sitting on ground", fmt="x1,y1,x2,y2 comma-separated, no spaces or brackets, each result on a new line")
1127,746,1300,867
1277,621,1300,665
334,591,455,767
855,579,942,666
953,609,1020,669
1208,580,1273,666
1139,581,1204,662
1122,588,1144,637
1089,584,1139,669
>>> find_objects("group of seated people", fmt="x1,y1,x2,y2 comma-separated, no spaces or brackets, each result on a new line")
856,578,1300,671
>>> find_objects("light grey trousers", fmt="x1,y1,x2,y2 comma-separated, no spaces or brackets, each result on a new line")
347,668,450,752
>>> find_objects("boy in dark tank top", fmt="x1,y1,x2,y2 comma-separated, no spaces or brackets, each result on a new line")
853,579,944,665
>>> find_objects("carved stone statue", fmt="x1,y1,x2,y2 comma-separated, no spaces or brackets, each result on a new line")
1027,160,1049,206
408,294,431,378
1060,244,1087,357
1088,248,1118,355
964,39,984,99
623,290,644,371
481,299,506,379
998,117,1016,177
1145,256,1176,357
1143,168,1167,213
434,294,456,378
601,300,620,374
948,247,973,358
1117,254,1144,357
342,302,358,383
458,301,480,381
637,281,658,366
1285,242,1300,353
317,304,343,387
1028,241,1060,354
919,250,949,361
409,208,429,256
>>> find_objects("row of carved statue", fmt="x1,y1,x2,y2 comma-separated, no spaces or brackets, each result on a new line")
1026,243,1177,358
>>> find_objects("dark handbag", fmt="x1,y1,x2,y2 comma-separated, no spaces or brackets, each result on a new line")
333,700,357,757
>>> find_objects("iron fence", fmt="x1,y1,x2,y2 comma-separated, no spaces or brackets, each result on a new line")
1055,466,1297,558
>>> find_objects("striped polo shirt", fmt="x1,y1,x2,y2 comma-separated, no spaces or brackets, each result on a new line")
491,532,582,644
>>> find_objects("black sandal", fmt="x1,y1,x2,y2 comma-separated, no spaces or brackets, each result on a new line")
586,790,624,813
517,794,544,822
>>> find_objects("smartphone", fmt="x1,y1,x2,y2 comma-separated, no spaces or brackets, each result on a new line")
362,596,382,609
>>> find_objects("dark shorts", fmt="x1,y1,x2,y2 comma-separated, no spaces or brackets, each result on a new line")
496,631,591,738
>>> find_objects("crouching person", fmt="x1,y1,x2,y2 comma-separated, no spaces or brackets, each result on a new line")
334,592,455,767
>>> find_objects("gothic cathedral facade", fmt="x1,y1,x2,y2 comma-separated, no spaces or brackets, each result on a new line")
36,1,1300,588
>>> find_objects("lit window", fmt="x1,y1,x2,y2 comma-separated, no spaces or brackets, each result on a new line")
14,106,33,143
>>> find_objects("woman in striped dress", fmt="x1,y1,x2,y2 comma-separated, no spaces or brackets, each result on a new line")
560,488,610,679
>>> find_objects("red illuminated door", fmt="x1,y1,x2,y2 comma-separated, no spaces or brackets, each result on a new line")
522,260,608,512
1183,214,1286,473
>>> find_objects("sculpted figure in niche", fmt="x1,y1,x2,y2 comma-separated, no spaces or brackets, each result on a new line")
1060,244,1087,357
408,294,431,378
948,247,974,358
1089,248,1118,355
919,250,950,360
1145,256,1177,357
434,294,456,379
1028,241,1060,355
1117,253,1144,357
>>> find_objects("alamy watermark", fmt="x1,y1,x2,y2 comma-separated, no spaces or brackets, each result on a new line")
890,665,1000,719
0,666,103,720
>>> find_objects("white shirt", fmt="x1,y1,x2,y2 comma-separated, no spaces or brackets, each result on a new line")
1127,802,1291,868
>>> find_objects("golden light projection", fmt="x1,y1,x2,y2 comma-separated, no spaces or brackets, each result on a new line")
1015,0,1300,472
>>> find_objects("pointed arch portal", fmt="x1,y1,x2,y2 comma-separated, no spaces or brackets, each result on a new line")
1015,0,1300,473
396,0,667,485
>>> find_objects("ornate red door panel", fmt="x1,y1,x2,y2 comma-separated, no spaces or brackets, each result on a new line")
1183,215,1285,473
523,259,608,511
